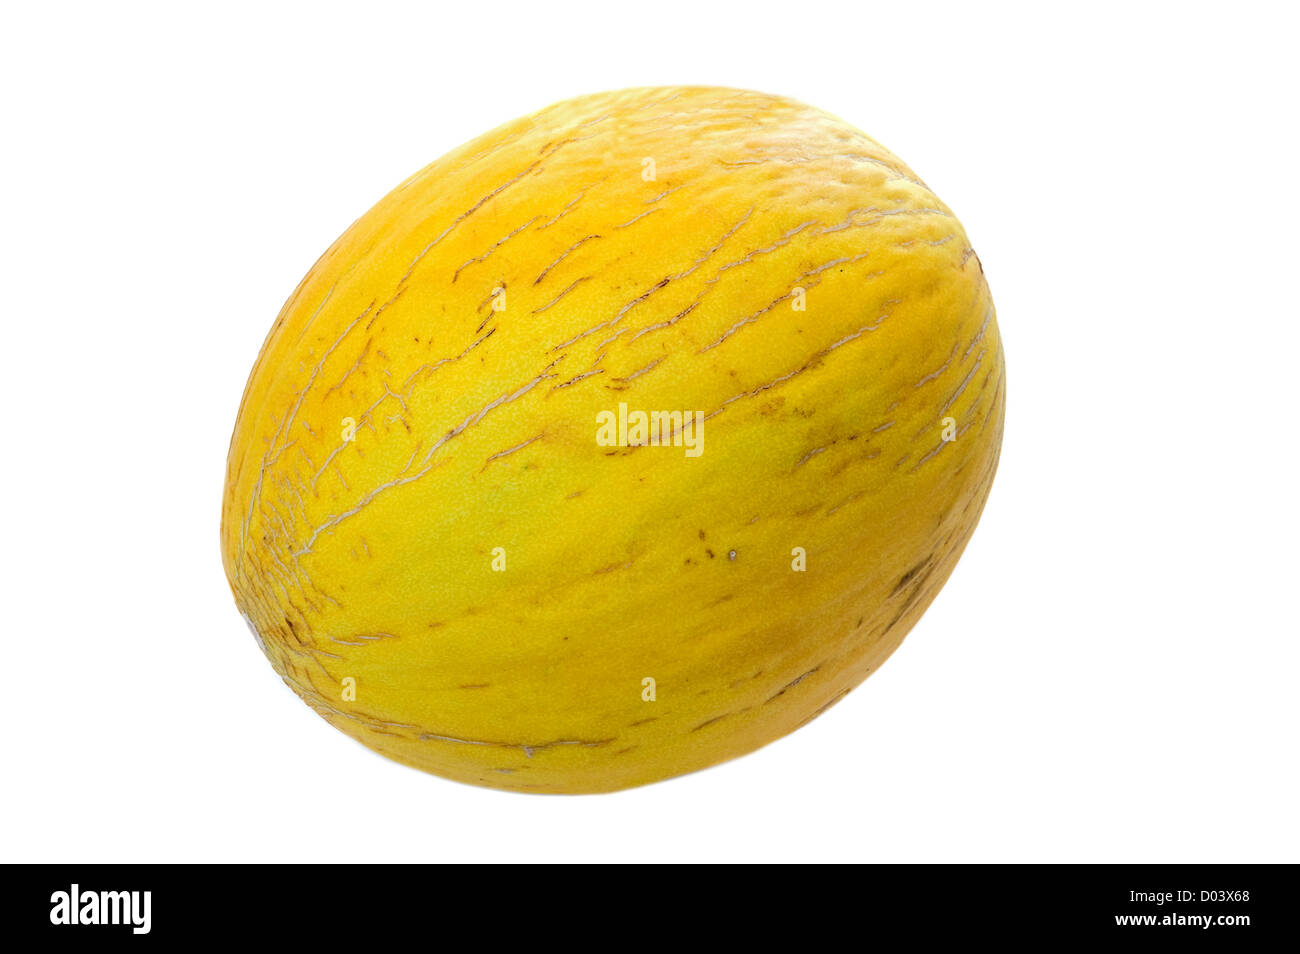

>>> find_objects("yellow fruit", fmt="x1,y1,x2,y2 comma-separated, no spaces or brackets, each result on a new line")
221,86,1005,793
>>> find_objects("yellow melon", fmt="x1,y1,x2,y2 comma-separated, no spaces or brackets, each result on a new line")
221,86,1005,793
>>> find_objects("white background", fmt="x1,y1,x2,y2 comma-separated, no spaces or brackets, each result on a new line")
2,1,1296,863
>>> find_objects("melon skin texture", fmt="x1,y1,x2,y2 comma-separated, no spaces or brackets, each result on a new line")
221,86,1005,794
